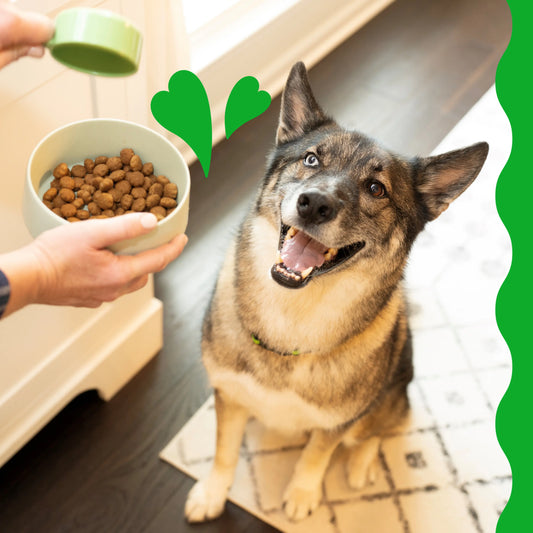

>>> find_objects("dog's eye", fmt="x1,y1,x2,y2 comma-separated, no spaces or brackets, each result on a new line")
368,180,387,198
303,153,319,167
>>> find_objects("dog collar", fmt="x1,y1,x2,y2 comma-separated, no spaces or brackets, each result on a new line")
251,333,301,356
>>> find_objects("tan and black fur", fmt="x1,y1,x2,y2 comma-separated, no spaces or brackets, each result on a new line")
185,62,488,522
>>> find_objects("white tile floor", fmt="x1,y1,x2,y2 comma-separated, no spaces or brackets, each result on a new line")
161,86,512,533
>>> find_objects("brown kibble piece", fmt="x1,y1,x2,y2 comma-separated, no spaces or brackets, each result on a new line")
146,194,161,208
149,183,163,197
130,154,142,171
150,206,167,221
127,171,145,187
43,188,58,201
67,217,81,222
115,180,131,195
115,207,125,216
132,197,146,212
131,187,147,199
106,156,122,171
73,177,85,190
59,176,75,190
84,174,95,186
95,156,108,165
80,184,96,194
109,188,123,203
59,188,75,202
72,198,85,209
52,196,65,208
156,175,170,186
110,169,125,182
120,194,133,210
52,207,62,217
120,148,134,165
43,200,53,209
93,164,109,177
163,183,178,199
99,177,113,192
77,210,90,220
61,203,77,218
160,197,177,209
78,190,92,204
84,158,95,172
87,202,101,216
143,177,152,190
95,192,114,210
142,162,153,176
53,163,69,179
102,209,115,217
71,165,86,177
50,178,61,189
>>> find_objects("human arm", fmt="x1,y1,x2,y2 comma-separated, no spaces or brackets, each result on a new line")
0,213,187,319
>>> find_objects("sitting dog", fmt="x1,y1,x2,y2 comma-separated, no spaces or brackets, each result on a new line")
185,62,488,523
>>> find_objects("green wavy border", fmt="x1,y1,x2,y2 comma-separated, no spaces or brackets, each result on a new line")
495,1,530,532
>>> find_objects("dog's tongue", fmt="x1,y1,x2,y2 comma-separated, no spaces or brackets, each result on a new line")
281,231,328,272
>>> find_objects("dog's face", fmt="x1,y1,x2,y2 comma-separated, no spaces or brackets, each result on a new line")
258,62,488,289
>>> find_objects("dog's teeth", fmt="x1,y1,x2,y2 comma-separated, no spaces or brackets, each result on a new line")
324,248,338,262
301,267,313,279
276,252,282,264
287,227,297,239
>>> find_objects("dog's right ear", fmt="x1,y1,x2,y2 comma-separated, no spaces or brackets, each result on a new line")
276,62,329,145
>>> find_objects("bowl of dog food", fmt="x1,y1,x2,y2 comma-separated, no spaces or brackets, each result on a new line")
23,118,190,255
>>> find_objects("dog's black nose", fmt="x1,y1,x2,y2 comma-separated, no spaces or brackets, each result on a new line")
297,190,337,224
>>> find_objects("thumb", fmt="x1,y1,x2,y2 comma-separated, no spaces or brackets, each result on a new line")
83,213,159,249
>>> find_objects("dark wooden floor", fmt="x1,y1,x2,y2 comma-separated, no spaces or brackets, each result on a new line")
0,0,510,531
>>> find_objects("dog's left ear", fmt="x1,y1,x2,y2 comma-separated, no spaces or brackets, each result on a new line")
415,142,489,221
276,62,329,145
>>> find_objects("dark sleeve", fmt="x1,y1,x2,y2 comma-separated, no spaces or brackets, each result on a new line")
0,269,11,318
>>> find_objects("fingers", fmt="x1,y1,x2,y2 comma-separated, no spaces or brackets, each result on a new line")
0,5,55,50
120,233,188,279
0,44,44,69
80,213,160,249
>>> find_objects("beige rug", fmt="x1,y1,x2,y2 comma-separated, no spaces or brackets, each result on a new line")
161,86,512,533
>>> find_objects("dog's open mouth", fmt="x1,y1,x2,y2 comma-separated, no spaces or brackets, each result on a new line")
270,225,365,288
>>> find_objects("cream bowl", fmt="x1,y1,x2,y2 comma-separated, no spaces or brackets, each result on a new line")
23,118,190,255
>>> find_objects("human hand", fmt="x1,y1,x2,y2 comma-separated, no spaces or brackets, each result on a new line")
0,213,187,316
0,3,54,69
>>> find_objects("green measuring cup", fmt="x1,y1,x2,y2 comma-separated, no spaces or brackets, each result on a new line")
46,8,142,77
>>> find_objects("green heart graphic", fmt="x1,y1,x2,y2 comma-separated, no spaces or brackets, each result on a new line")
225,76,271,139
151,70,212,177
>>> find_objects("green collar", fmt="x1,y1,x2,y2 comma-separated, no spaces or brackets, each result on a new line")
251,333,301,356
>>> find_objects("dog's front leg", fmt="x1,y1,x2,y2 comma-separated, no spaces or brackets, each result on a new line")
283,428,343,521
185,390,249,522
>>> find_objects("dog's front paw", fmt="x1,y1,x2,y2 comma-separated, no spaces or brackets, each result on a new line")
185,479,228,523
347,456,378,490
282,484,322,522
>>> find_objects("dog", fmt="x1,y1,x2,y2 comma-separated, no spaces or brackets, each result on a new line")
184,62,488,523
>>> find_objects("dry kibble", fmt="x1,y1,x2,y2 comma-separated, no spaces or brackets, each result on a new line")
60,203,77,218
87,202,101,216
43,149,177,223
95,192,114,210
109,169,125,182
72,198,85,209
120,194,133,210
106,156,122,171
160,197,177,209
115,180,131,195
99,178,113,192
131,187,147,199
149,183,163,197
163,183,178,199
132,197,146,212
53,162,69,179
71,165,86,177
93,163,109,177
59,176,75,190
150,206,167,221
146,194,161,208
130,154,142,171
120,148,134,165
142,162,153,176
43,188,57,201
